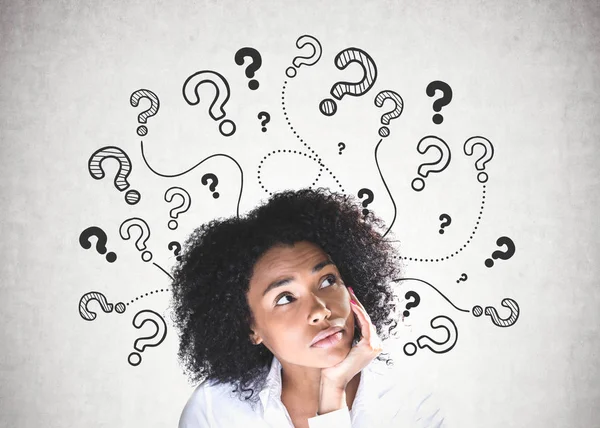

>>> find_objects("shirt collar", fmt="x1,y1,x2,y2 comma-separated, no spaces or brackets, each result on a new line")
257,353,393,414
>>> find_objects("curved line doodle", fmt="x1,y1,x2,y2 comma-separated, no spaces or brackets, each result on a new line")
393,277,470,313
139,141,243,218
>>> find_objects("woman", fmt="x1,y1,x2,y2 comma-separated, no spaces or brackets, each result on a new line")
171,187,446,427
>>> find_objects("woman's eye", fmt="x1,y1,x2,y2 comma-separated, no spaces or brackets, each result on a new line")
320,274,338,289
275,294,294,306
274,275,339,306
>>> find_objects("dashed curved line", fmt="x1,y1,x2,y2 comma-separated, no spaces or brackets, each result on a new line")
125,287,170,307
281,80,345,194
397,184,487,262
394,277,470,313
140,141,243,218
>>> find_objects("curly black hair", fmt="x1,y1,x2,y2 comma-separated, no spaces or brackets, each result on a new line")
168,187,404,403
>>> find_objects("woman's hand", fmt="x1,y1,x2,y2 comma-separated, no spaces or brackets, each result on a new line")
320,287,384,390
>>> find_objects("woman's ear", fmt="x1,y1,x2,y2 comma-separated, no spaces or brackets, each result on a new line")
249,329,263,345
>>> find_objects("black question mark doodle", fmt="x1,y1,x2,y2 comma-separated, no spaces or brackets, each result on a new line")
456,273,468,283
485,236,516,267
464,136,494,184
79,226,117,263
79,291,125,321
357,188,374,217
374,90,404,137
201,173,220,199
439,214,452,234
338,142,346,155
168,241,182,261
128,310,167,367
319,47,378,116
257,111,270,132
88,146,140,205
130,89,159,136
234,47,262,90
473,298,520,327
119,217,152,262
426,80,453,124
286,34,323,78
403,315,458,356
411,136,452,192
182,70,236,137
403,291,421,317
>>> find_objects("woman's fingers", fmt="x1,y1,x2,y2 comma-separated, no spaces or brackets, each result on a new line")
349,291,384,353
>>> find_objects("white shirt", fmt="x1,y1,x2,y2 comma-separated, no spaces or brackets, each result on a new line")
178,354,447,427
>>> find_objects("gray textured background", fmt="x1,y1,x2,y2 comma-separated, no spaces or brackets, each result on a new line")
1,0,599,427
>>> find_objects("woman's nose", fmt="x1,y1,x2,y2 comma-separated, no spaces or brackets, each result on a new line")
308,295,331,323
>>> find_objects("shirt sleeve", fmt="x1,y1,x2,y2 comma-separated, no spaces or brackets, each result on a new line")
410,390,446,428
178,384,212,428
307,405,352,428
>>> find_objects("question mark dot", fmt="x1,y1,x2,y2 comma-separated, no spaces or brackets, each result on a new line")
411,178,425,192
477,172,489,183
128,352,142,366
319,99,337,116
114,302,126,313
125,190,141,205
485,258,494,268
403,342,417,356
439,229,445,235
362,208,369,216
432,114,443,125
168,220,178,230
213,192,220,199
286,67,297,78
176,256,182,262
472,306,483,317
219,119,236,137
261,127,267,132
248,80,259,90
141,251,153,262
403,310,410,317
378,127,390,138
105,252,117,263
137,126,148,136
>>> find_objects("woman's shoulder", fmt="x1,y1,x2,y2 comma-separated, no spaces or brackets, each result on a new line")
178,379,266,428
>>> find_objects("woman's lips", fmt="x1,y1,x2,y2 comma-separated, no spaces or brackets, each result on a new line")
311,331,344,348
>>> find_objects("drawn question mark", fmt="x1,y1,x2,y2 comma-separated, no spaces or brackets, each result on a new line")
88,146,140,205
411,136,451,192
438,214,452,234
338,142,346,155
78,291,125,321
79,226,117,262
473,298,519,327
374,90,403,137
119,217,152,262
357,188,374,217
182,70,236,137
168,241,182,261
164,187,191,230
403,291,421,317
319,47,378,116
201,173,220,198
128,310,167,367
286,34,323,78
130,89,159,136
404,315,458,356
485,236,516,267
426,80,453,124
234,47,262,90
456,273,468,283
257,111,270,132
464,136,494,183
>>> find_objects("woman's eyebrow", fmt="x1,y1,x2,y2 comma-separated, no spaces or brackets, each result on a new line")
262,259,334,297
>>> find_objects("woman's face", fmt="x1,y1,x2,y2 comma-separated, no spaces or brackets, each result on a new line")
246,240,355,368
